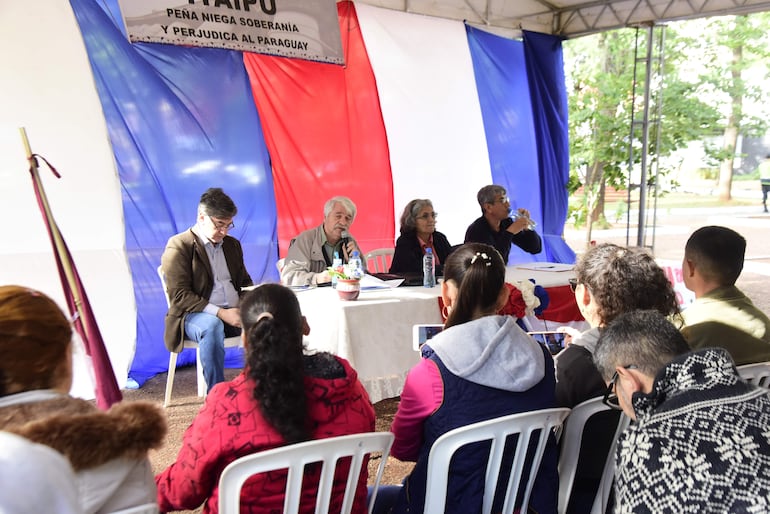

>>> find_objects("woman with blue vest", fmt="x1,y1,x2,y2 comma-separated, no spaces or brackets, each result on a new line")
375,242,558,514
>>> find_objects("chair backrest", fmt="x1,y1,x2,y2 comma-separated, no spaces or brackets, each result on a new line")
218,432,394,514
737,361,770,388
157,265,171,308
364,248,395,273
557,396,631,514
424,408,570,514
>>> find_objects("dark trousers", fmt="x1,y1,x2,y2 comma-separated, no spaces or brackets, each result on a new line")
762,183,770,211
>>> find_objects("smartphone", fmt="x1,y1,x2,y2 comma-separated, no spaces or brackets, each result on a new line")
527,331,566,355
413,324,445,351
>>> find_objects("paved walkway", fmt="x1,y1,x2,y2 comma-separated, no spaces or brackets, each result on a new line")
563,206,770,312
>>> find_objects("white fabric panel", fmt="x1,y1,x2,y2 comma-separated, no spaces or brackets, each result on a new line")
355,3,493,246
0,0,134,396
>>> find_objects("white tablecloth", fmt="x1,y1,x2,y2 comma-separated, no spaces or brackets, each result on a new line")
296,263,582,403
297,285,443,403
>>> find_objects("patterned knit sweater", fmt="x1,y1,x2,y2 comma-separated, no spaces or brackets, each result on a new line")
615,348,770,513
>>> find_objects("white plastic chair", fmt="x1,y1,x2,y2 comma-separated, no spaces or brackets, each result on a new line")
364,248,394,273
157,266,242,406
217,432,394,514
737,361,770,388
276,257,286,273
107,503,159,514
557,396,631,514
424,408,570,514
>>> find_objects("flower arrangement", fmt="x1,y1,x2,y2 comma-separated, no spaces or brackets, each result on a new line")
498,280,545,318
327,263,362,281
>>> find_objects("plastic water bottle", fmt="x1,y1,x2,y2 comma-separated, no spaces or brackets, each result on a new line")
331,251,342,288
423,248,436,288
349,250,364,279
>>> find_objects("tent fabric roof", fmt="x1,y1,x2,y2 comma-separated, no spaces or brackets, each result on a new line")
353,0,770,37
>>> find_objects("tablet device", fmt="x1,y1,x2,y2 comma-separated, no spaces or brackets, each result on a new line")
527,331,566,355
413,323,444,351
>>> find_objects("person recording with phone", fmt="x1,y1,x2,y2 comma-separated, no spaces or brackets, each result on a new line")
555,243,681,513
281,196,365,286
464,185,541,264
373,243,558,514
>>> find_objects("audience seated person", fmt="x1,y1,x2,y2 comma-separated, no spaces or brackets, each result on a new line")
389,199,452,276
681,225,770,364
375,243,558,514
0,285,166,514
593,309,770,513
281,196,365,286
554,243,680,513
0,431,82,514
156,283,375,514
556,243,680,407
161,187,253,392
464,184,541,263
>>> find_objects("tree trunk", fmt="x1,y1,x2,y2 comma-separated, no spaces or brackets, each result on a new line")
717,25,745,201
718,125,737,201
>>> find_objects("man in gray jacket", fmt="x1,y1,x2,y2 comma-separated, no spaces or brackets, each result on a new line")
281,196,365,286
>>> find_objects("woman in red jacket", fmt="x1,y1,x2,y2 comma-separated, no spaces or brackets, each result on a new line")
156,283,376,513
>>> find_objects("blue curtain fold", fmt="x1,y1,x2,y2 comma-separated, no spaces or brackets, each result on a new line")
71,0,277,385
466,25,543,265
522,30,576,264
467,25,567,264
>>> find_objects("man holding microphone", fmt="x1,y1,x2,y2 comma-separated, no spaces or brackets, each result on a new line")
281,196,365,286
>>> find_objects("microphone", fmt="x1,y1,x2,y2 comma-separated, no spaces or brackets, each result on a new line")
340,230,350,248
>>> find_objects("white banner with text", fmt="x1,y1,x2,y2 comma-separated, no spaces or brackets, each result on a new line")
117,0,344,64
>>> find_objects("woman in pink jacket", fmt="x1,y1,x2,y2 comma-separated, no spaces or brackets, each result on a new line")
156,283,376,513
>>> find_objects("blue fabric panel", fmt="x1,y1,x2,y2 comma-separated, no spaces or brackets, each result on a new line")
522,30,576,264
71,0,277,385
466,25,546,264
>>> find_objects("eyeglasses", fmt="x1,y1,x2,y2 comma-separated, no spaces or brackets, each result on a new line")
417,212,438,220
568,278,578,292
492,196,510,205
602,365,638,410
209,216,235,231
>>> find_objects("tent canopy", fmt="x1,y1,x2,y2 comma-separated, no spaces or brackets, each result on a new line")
355,0,770,38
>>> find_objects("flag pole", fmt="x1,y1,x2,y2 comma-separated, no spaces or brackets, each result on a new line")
19,127,122,408
19,128,92,338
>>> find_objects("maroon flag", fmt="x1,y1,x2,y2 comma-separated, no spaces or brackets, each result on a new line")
21,129,122,409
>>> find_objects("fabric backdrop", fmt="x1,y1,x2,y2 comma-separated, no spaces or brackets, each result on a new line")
9,0,575,389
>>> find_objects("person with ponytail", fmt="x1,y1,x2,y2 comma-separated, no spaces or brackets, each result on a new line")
156,283,375,514
377,243,559,514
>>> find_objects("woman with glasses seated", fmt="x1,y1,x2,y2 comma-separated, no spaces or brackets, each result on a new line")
555,243,681,513
389,199,453,276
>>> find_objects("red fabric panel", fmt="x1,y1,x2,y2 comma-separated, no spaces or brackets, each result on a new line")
538,284,584,323
439,284,582,324
243,1,394,256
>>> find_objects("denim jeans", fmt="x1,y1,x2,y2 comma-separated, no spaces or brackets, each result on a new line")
184,312,227,392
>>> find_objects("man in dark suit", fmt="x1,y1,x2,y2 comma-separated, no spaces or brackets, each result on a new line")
161,188,252,391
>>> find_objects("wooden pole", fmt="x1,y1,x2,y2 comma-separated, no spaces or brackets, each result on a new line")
18,127,93,342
